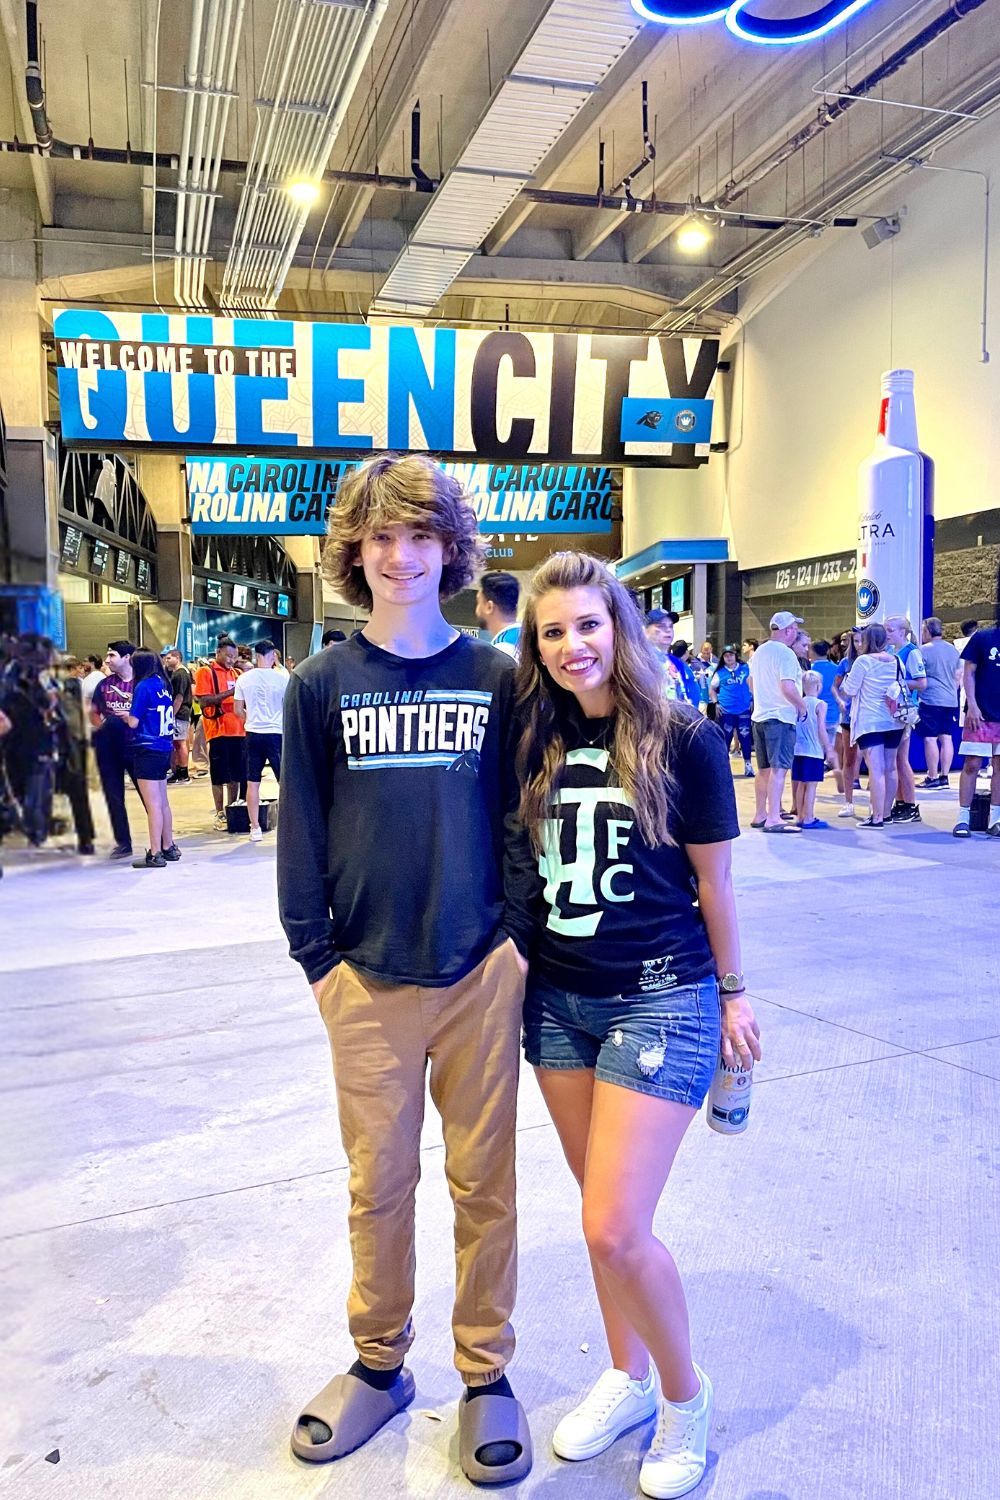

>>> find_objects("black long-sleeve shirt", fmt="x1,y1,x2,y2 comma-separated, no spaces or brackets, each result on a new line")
276,632,539,986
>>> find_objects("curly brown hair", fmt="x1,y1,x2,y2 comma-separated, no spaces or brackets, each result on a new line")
515,551,689,851
322,454,485,610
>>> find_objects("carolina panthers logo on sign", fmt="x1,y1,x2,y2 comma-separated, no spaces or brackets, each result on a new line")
856,578,880,619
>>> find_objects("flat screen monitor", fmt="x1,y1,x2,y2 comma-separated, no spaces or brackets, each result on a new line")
91,539,110,576
669,576,686,614
61,525,83,566
649,585,663,610
205,578,223,605
136,558,152,592
276,593,290,618
256,589,273,612
232,583,248,609
114,550,131,586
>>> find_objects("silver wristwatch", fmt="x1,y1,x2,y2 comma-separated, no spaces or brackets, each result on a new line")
718,972,745,994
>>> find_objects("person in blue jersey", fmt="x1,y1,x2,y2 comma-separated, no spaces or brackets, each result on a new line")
709,644,754,776
668,640,701,709
884,615,927,824
475,570,522,658
120,649,179,868
278,455,536,1485
515,552,759,1500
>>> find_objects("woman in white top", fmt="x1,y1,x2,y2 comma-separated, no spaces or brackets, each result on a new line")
842,622,904,828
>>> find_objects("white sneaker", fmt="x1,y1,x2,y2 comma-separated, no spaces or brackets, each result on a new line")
249,825,263,843
837,805,857,818
552,1367,657,1461
639,1366,713,1499
213,811,227,831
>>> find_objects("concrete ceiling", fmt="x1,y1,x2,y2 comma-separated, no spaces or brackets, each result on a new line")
2,0,999,331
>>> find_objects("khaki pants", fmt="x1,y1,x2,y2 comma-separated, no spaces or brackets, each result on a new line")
317,939,525,1385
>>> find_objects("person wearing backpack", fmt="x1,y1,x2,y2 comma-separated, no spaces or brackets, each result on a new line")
194,637,247,830
842,623,906,828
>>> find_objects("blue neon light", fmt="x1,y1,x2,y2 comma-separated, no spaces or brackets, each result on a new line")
630,0,879,44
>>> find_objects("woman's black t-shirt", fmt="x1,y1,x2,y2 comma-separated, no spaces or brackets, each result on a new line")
533,703,739,997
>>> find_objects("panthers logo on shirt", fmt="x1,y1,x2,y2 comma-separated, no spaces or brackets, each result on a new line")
340,688,493,772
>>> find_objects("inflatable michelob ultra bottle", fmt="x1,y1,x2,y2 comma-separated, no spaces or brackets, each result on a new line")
706,1056,753,1135
856,369,935,628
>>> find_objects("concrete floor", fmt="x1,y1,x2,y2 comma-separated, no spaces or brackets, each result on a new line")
2,768,998,1499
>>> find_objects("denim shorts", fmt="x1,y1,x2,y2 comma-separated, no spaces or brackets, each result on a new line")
523,973,721,1107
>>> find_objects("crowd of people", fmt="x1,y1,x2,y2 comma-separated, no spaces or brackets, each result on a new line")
0,630,294,870
629,605,998,838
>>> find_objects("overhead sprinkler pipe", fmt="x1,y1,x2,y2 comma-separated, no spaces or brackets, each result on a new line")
24,0,52,153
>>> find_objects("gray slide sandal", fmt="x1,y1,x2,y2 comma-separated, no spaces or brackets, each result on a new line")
459,1392,533,1485
290,1369,415,1463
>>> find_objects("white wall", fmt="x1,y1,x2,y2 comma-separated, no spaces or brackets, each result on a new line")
624,111,1000,571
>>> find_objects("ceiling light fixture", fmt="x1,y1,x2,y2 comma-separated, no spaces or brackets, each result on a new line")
287,180,321,208
675,222,711,254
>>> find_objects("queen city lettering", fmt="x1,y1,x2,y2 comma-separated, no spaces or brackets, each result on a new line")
539,749,635,936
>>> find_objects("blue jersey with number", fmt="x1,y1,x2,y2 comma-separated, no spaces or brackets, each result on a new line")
131,677,175,750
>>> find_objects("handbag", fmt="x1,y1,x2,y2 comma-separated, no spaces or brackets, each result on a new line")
887,659,920,728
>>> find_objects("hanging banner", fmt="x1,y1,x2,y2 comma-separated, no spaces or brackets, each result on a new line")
54,309,718,467
185,456,620,536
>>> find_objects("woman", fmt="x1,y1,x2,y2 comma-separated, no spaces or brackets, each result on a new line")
842,622,903,828
710,644,754,776
121,650,180,867
515,552,760,1499
833,628,862,817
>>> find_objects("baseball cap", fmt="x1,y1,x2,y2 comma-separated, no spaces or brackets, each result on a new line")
770,610,804,630
646,607,679,626
160,644,179,655
722,643,739,654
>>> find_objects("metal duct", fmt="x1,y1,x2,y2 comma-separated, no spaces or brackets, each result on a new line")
368,0,644,319
222,0,389,311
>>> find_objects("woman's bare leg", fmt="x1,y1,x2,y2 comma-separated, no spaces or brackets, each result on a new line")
582,1081,700,1402
534,1067,649,1379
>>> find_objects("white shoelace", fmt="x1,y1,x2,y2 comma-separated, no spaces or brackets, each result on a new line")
650,1400,700,1458
577,1371,641,1424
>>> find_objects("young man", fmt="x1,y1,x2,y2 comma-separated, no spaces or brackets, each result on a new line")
194,637,247,830
884,615,927,823
644,608,693,703
474,570,521,657
90,641,140,859
233,638,288,842
161,647,193,783
808,640,843,789
917,618,962,788
748,611,808,832
277,455,536,1483
953,621,1000,838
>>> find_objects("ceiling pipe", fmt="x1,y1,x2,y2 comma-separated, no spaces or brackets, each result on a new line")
714,0,990,211
23,0,52,151
0,129,860,233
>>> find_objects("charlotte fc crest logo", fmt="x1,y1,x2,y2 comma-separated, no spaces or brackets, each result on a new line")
856,578,880,619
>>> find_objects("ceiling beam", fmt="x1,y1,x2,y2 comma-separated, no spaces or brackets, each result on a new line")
0,0,54,223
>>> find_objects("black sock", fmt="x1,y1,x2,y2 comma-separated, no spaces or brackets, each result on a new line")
465,1376,520,1467
465,1374,513,1402
348,1358,403,1391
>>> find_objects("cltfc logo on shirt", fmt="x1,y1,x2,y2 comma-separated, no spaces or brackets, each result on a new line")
856,578,880,619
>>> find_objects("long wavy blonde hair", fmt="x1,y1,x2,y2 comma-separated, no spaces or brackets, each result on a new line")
515,551,685,850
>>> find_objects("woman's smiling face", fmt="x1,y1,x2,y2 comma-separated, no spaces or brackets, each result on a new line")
534,585,615,714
